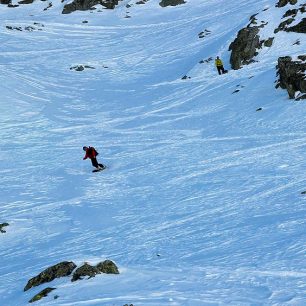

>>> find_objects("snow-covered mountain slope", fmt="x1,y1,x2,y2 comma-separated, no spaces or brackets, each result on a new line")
0,0,305,305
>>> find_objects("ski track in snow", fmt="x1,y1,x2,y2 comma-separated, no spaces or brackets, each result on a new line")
0,0,306,305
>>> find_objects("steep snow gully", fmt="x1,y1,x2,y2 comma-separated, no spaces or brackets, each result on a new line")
0,0,305,305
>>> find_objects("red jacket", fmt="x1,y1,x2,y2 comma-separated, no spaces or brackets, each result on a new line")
83,147,98,160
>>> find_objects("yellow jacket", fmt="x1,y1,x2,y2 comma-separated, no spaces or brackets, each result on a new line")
215,58,223,67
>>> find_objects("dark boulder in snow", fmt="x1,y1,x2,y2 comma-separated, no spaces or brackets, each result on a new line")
62,0,119,14
159,0,185,7
72,260,119,281
24,261,77,291
0,222,9,233
71,263,100,282
96,260,119,274
229,27,260,70
29,287,56,303
276,56,306,99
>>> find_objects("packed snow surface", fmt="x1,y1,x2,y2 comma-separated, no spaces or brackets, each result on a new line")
0,0,305,305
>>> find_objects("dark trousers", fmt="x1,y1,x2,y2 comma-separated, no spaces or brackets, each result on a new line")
91,158,99,168
217,65,225,75
91,158,104,168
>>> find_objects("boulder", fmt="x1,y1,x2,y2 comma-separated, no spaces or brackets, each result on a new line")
24,261,77,291
62,0,119,14
229,27,260,70
0,222,9,233
159,0,185,7
29,287,56,303
71,263,100,282
264,37,274,47
276,56,306,99
0,0,11,4
96,260,119,274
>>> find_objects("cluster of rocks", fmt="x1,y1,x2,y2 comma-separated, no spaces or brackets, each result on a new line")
276,56,306,100
62,0,119,14
276,0,297,7
6,22,44,32
24,260,119,303
70,64,95,71
0,223,9,233
275,4,306,33
199,57,213,64
159,0,185,7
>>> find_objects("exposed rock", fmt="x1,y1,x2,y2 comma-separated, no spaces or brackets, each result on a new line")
71,260,119,282
232,89,240,94
283,8,298,18
96,260,119,274
286,18,306,33
229,27,260,70
274,17,295,33
264,37,274,47
71,263,100,282
276,56,306,99
70,65,95,71
0,223,9,233
256,107,263,111
62,0,119,14
301,190,306,194
29,288,56,303
276,0,297,7
18,0,34,4
0,0,11,4
24,261,77,291
159,0,185,7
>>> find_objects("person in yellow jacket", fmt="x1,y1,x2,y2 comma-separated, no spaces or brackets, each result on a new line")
215,56,226,75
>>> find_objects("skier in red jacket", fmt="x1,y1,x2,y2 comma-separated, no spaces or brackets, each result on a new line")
83,146,105,170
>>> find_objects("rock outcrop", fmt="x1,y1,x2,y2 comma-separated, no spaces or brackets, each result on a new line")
29,288,56,303
62,0,119,14
24,261,77,291
71,260,119,282
276,56,306,99
286,18,306,33
276,0,297,7
229,27,260,70
159,0,185,7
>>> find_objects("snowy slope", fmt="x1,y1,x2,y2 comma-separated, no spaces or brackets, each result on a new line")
0,0,305,305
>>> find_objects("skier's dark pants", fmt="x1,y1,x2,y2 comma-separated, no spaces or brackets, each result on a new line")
91,158,104,168
217,66,225,75
91,158,99,168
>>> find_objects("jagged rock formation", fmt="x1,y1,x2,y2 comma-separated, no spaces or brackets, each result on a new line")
159,0,185,7
229,27,260,70
71,260,119,282
62,0,119,14
276,0,297,7
276,56,306,100
24,261,77,291
0,223,9,233
29,288,56,303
